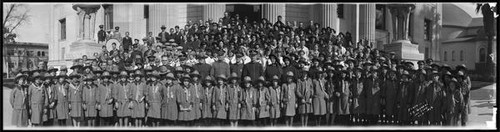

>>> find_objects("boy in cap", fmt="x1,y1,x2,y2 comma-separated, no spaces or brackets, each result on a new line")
67,72,83,127
82,75,98,126
10,73,30,127
97,71,115,126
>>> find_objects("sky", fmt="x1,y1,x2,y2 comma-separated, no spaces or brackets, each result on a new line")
4,4,51,43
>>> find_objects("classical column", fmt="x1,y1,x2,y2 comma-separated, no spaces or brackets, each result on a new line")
359,4,376,44
262,4,286,24
203,4,226,22
70,4,102,60
384,4,423,61
320,4,339,30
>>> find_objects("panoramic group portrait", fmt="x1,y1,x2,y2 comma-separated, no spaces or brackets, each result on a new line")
2,2,497,130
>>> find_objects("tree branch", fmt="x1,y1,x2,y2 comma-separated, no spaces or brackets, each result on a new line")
3,4,17,27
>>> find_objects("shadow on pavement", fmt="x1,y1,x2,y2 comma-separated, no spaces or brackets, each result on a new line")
471,102,496,109
478,113,494,116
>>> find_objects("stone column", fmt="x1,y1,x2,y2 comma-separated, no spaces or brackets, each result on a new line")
320,4,339,30
262,4,286,24
359,4,376,45
203,4,226,22
384,4,423,61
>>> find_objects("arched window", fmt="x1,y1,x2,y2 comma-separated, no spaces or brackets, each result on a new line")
460,50,464,61
444,51,447,61
37,51,41,56
452,51,455,61
479,48,486,62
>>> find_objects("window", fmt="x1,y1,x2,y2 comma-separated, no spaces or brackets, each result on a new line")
144,5,149,19
479,48,486,62
460,50,464,61
452,51,455,61
444,51,447,61
425,47,429,59
37,51,41,56
61,47,65,60
424,19,432,41
42,51,46,57
337,4,344,18
375,5,386,30
59,18,66,40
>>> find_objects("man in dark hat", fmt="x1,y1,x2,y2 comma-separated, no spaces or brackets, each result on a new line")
98,25,106,44
157,25,168,45
242,52,264,81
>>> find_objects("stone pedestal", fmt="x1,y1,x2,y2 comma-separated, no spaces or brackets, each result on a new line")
70,40,102,59
384,40,424,61
70,4,102,60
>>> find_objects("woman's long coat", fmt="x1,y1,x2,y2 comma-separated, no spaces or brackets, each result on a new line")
240,87,257,120
10,85,29,127
296,78,313,114
67,83,83,118
335,79,350,115
162,84,179,121
268,86,282,119
282,83,297,116
97,82,115,118
130,82,147,118
226,84,242,120
212,85,228,119
312,79,328,115
82,84,98,117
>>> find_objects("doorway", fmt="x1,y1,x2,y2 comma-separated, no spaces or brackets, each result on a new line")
226,4,262,23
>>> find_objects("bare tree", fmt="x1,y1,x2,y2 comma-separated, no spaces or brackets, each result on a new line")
3,4,31,78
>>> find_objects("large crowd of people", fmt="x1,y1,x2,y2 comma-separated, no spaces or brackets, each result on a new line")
10,12,472,128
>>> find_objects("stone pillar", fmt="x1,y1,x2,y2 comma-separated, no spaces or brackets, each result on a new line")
359,4,376,45
262,4,286,24
320,4,339,30
203,4,226,22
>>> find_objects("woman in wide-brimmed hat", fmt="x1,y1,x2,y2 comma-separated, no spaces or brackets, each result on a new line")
188,70,203,126
28,71,46,126
115,70,132,127
268,75,282,126
282,71,297,126
130,69,147,127
66,71,83,127
145,71,163,127
200,76,215,125
226,72,242,127
212,74,228,125
254,76,270,126
10,73,29,127
82,75,98,126
239,76,257,126
96,71,115,126
177,74,195,126
162,72,179,125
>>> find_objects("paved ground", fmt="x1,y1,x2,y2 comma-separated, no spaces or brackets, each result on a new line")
3,82,496,129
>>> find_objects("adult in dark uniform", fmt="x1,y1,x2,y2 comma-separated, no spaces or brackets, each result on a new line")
98,25,107,44
193,56,212,79
210,51,231,78
264,54,283,81
122,32,133,52
242,53,264,81
157,25,169,45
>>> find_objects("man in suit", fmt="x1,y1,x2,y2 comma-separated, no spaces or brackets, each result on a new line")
192,55,212,79
210,51,231,78
157,25,168,45
122,32,133,52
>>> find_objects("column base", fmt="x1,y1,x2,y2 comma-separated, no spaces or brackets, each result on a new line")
384,40,424,61
69,40,103,60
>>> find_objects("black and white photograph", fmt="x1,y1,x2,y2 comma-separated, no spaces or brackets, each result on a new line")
2,2,497,130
